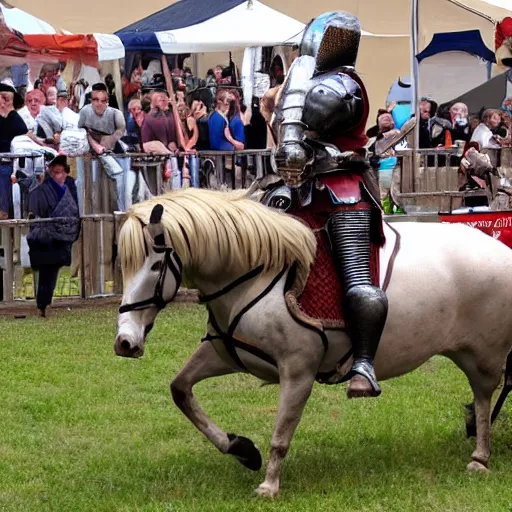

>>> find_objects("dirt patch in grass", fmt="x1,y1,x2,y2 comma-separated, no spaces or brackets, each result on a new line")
0,289,199,317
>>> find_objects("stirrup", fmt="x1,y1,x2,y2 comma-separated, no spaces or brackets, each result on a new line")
341,359,381,395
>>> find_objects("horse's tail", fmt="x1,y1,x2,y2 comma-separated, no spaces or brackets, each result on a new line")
491,351,512,424
118,214,146,289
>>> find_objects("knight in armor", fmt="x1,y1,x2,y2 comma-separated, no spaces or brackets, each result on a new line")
264,12,388,398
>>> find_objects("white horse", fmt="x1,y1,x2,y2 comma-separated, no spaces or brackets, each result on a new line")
114,188,512,497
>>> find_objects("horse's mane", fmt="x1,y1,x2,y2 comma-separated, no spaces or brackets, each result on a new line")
119,188,317,289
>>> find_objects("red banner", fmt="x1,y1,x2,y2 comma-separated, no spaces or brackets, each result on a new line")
439,212,512,249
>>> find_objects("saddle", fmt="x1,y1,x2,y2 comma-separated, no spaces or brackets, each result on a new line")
285,209,381,330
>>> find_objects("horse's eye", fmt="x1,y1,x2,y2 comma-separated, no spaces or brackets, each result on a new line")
151,261,163,272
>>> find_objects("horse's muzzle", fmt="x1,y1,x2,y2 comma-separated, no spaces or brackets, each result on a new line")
114,333,145,358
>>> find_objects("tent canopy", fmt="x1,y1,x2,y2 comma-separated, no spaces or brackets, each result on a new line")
0,3,55,34
119,0,245,33
439,69,511,114
117,0,304,53
417,30,495,63
0,3,124,61
117,0,246,52
417,29,496,104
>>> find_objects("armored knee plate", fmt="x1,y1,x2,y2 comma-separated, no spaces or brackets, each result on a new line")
344,284,388,361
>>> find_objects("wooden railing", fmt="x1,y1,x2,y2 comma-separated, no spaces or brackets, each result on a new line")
0,214,126,303
392,147,512,213
0,149,273,304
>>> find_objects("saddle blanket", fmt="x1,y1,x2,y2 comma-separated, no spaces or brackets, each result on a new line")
285,209,394,330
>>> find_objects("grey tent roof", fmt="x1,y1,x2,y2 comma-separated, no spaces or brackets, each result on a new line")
440,71,510,114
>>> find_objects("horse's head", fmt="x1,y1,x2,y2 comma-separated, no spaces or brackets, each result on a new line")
114,204,183,358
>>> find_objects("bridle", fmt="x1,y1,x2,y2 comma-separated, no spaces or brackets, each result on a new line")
119,245,183,314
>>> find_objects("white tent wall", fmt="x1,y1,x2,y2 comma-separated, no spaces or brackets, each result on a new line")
358,35,411,122
0,3,55,34
419,51,492,104
192,35,410,124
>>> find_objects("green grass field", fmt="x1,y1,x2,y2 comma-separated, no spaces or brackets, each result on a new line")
0,304,511,512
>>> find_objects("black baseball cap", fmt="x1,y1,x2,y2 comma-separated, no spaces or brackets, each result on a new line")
0,82,23,109
47,154,68,169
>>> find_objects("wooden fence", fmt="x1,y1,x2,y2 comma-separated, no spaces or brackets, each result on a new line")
2,146,512,304
0,214,124,303
0,150,273,304
393,147,512,213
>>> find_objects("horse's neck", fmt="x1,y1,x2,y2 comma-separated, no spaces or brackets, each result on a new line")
193,268,283,333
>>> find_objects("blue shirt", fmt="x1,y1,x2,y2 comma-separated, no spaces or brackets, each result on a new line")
11,64,29,88
208,111,233,150
229,114,245,145
208,112,246,151
126,113,139,141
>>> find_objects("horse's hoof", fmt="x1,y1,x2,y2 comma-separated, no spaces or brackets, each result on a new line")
254,483,279,498
467,461,490,474
227,433,262,471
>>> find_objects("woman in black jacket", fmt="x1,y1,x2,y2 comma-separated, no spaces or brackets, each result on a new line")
27,155,80,317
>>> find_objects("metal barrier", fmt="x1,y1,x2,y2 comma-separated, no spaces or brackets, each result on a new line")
76,150,272,215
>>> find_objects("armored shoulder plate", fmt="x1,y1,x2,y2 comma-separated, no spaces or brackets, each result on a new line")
303,72,364,139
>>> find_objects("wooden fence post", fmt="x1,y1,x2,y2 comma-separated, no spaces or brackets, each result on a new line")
1,226,13,303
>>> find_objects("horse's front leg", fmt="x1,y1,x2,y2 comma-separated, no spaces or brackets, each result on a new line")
256,365,317,498
171,341,262,470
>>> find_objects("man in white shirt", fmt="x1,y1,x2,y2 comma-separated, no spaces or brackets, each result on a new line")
471,109,502,149
36,91,79,147
78,83,127,211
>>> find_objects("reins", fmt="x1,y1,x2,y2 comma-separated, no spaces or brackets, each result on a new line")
198,264,265,303
204,266,289,372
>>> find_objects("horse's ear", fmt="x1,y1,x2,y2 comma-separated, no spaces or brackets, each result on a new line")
150,204,164,225
147,204,165,246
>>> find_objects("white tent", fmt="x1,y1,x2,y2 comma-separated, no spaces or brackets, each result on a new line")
417,29,496,104
0,3,124,61
156,0,305,54
0,3,55,34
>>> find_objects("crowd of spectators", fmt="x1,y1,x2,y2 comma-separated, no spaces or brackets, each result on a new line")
417,97,511,150
367,97,511,156
366,96,512,213
1,57,512,221
0,61,273,219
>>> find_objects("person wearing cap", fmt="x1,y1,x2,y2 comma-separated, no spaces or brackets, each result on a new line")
78,83,127,211
27,154,79,317
0,83,28,219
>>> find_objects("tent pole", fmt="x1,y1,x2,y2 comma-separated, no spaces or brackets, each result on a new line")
410,0,419,153
161,55,188,150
